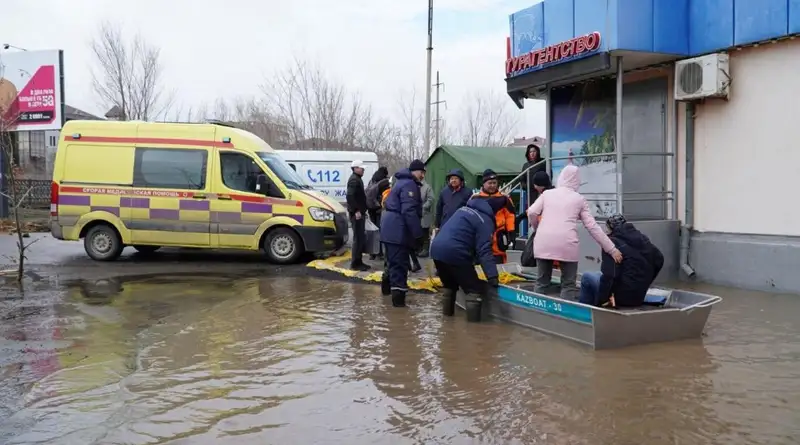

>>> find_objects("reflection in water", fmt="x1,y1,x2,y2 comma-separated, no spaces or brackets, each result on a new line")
0,276,799,444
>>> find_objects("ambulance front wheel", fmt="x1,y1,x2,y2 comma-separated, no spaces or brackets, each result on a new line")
84,224,123,261
264,227,303,264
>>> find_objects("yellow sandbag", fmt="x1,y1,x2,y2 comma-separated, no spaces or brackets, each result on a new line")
307,250,525,291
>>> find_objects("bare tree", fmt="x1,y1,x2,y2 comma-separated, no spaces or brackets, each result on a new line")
456,89,519,146
260,57,393,152
90,22,174,121
394,88,427,161
0,59,38,283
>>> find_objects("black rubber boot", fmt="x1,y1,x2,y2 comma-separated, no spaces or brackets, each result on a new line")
465,294,482,322
381,273,391,296
391,290,407,307
442,289,456,316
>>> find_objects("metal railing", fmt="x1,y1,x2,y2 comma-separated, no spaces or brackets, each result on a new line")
502,152,675,236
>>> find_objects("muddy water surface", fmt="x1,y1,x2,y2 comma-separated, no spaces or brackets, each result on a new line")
0,275,798,444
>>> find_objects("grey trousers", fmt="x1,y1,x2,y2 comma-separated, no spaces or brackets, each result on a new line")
535,259,579,300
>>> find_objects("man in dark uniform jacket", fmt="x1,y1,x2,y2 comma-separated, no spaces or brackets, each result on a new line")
346,160,370,271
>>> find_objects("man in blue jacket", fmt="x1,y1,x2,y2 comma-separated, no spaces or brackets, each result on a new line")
430,198,499,320
434,169,472,230
380,160,426,307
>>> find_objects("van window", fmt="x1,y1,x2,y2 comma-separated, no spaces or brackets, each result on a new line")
257,152,310,190
220,152,263,194
134,148,207,190
289,163,296,171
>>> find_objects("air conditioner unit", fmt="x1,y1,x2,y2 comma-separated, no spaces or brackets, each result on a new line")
674,53,730,101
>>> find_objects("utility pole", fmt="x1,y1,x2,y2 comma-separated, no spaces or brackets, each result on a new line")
424,0,433,156
432,71,446,148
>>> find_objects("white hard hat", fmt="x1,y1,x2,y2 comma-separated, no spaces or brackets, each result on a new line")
351,160,365,168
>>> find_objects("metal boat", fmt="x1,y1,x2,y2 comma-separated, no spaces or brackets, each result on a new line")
455,265,721,350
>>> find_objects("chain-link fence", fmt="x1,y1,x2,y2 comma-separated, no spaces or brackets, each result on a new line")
10,179,51,209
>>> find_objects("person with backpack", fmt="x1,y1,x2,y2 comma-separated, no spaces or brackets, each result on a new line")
365,166,390,260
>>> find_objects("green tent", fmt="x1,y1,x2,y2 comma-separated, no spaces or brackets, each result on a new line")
424,144,528,198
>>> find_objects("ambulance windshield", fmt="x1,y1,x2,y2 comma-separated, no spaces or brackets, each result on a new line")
257,152,311,190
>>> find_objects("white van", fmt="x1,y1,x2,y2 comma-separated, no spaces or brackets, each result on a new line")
276,150,379,203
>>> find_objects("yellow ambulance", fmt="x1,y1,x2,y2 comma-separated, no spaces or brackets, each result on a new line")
49,120,349,263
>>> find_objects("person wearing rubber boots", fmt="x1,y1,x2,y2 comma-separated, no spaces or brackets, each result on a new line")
380,160,426,307
471,169,516,264
430,198,499,321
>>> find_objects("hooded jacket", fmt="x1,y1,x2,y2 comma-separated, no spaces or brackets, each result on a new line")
434,169,472,229
522,144,547,204
595,222,665,307
526,165,617,262
380,169,423,246
369,167,389,185
430,199,499,280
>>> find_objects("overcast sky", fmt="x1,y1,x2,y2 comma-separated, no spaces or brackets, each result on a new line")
1,0,546,139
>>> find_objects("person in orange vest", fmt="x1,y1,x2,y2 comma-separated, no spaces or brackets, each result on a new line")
471,169,516,264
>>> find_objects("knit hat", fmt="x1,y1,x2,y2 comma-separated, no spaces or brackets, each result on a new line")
532,171,552,187
482,169,498,184
409,159,426,172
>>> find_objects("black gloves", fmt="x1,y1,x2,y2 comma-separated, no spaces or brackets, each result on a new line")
488,277,499,288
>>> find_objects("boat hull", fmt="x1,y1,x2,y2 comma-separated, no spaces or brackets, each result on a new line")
455,282,720,350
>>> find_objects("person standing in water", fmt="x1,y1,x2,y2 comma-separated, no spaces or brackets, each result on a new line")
380,160,426,307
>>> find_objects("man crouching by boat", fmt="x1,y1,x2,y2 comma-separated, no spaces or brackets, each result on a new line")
430,198,499,320
579,214,665,308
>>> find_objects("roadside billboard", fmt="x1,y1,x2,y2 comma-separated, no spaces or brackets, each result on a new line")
0,49,65,132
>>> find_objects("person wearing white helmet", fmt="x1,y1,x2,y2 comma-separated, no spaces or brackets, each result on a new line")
347,160,370,271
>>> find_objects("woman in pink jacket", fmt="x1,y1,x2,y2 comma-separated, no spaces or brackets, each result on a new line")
527,165,622,299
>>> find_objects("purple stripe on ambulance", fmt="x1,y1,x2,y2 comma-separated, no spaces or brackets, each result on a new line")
275,214,303,223
180,199,210,211
211,211,241,224
241,202,272,213
149,209,180,220
120,197,150,208
90,206,120,216
60,195,91,206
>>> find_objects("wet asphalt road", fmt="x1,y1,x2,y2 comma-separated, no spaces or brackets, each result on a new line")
0,233,305,281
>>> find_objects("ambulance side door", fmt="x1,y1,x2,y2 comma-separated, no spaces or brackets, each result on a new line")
211,149,277,249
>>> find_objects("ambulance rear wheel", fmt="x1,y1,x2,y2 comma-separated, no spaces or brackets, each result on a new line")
84,224,123,261
264,227,303,264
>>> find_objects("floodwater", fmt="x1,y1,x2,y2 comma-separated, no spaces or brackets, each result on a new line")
0,274,799,445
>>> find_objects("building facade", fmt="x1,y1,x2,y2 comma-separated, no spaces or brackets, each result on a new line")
506,0,800,293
